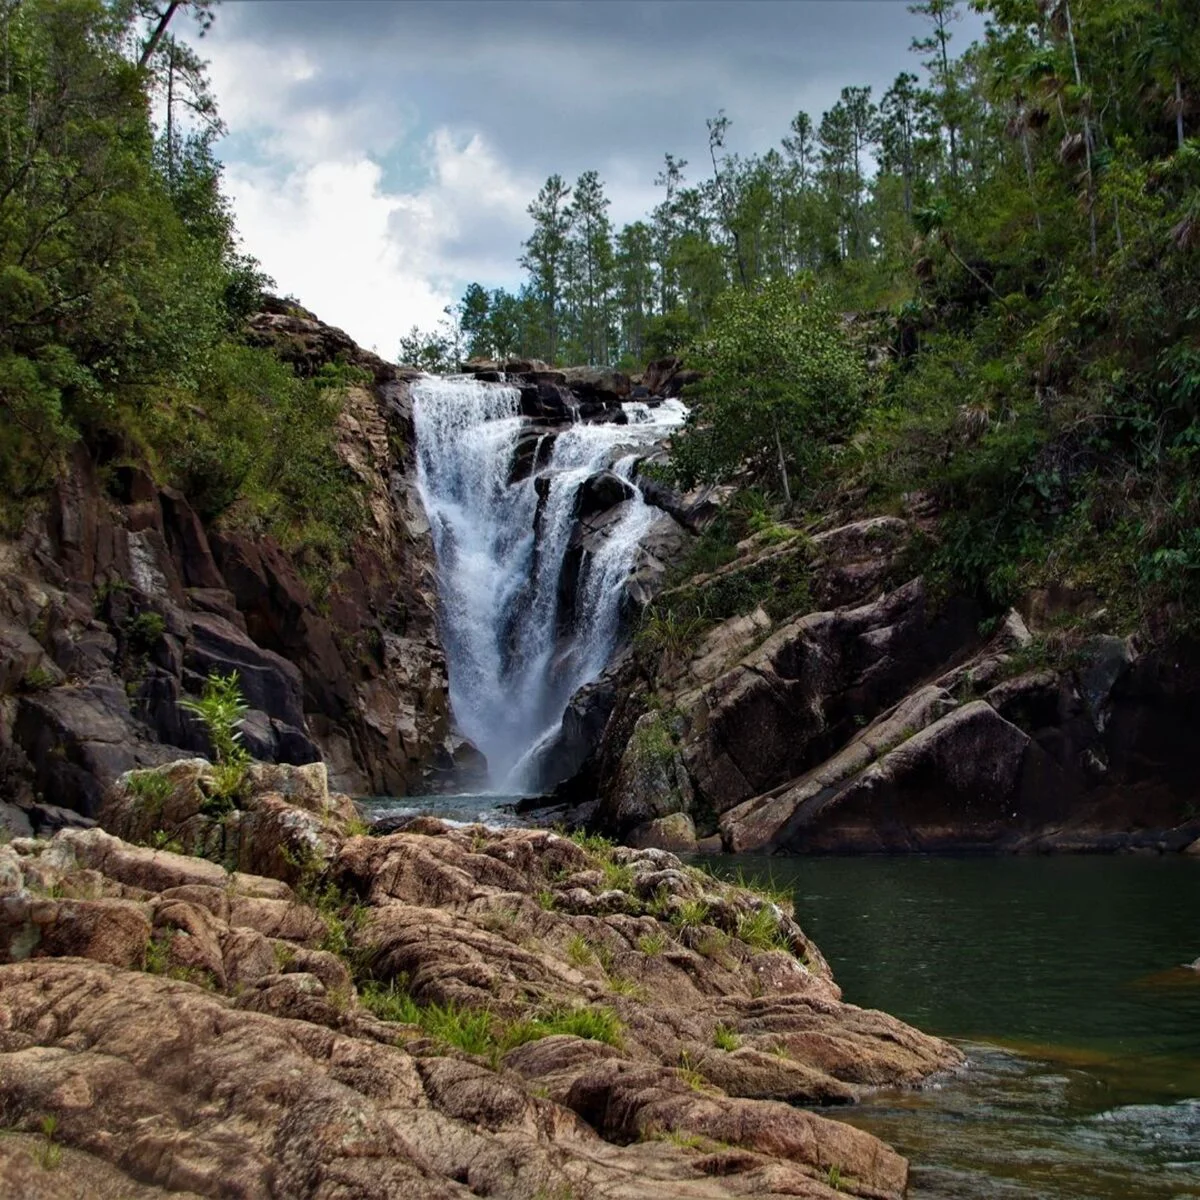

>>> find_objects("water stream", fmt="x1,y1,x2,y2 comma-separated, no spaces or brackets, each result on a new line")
410,374,686,791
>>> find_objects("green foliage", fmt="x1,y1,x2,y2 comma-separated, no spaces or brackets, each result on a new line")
736,907,792,953
637,930,669,957
20,665,56,692
127,768,172,817
361,982,624,1057
713,1023,741,1051
670,899,711,931
37,1115,61,1171
146,829,184,854
672,279,867,503
126,611,167,651
180,670,248,767
565,934,595,967
144,929,174,975
0,1,362,588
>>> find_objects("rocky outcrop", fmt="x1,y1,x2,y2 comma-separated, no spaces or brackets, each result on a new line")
570,509,1200,854
0,305,453,825
0,761,962,1199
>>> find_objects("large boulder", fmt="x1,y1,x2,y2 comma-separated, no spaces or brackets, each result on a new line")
675,578,979,818
732,699,1071,853
99,758,357,881
561,365,632,405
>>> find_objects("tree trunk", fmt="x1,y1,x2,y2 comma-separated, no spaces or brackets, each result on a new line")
138,2,182,71
165,41,175,188
1062,0,1098,268
772,418,792,507
1176,71,1185,149
1021,131,1042,234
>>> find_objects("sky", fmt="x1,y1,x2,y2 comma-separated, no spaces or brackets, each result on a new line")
188,0,987,358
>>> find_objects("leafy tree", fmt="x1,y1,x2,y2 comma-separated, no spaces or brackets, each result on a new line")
520,174,572,362
672,279,865,505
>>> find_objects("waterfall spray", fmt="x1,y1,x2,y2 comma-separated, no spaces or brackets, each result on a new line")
412,376,685,791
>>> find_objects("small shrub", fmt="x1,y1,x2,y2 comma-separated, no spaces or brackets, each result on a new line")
535,888,557,911
144,930,173,975
180,670,250,767
126,610,166,650
37,1115,60,1170
21,665,56,692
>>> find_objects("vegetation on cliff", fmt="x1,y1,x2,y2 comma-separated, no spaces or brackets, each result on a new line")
0,0,361,573
415,0,1200,636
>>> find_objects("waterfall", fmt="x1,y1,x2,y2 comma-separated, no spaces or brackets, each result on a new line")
412,375,686,791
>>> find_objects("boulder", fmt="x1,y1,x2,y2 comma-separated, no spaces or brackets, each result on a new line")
628,812,698,853
600,711,694,834
575,470,635,519
13,677,180,817
676,578,979,817
0,815,966,1200
766,700,1073,853
99,758,357,882
721,684,959,853
561,365,632,405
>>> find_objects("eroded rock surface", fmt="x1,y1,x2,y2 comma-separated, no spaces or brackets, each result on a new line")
0,303,453,825
0,763,961,1199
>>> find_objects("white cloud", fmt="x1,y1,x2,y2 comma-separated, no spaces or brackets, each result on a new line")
224,131,532,358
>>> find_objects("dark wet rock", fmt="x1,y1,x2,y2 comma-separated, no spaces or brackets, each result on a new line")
575,470,635,520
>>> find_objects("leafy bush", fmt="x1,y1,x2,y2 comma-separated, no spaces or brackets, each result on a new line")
671,278,867,504
180,670,252,807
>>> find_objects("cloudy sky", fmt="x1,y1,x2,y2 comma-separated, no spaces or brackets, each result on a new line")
190,1,986,357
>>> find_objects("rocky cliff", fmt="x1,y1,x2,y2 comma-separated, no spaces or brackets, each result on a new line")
560,505,1200,856
0,302,453,839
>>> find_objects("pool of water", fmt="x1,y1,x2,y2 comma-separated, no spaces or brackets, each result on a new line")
357,792,524,829
717,854,1200,1199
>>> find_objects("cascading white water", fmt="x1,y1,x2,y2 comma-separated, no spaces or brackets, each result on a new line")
412,375,686,791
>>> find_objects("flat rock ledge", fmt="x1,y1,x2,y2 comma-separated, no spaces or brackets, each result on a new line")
0,762,960,1200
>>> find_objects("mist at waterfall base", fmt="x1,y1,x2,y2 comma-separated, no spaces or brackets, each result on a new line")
407,374,686,807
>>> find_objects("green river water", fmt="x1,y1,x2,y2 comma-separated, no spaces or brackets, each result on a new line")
718,854,1200,1199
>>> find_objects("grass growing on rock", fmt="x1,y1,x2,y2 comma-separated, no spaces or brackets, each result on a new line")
713,1023,741,1051
736,906,793,953
637,930,669,957
565,934,595,967
670,899,711,931
360,979,625,1058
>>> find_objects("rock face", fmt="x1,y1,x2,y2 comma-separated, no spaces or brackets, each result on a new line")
570,513,1200,854
0,761,961,1199
0,303,453,825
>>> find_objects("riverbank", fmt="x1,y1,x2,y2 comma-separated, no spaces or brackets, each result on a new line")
711,854,1200,1199
0,759,960,1199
